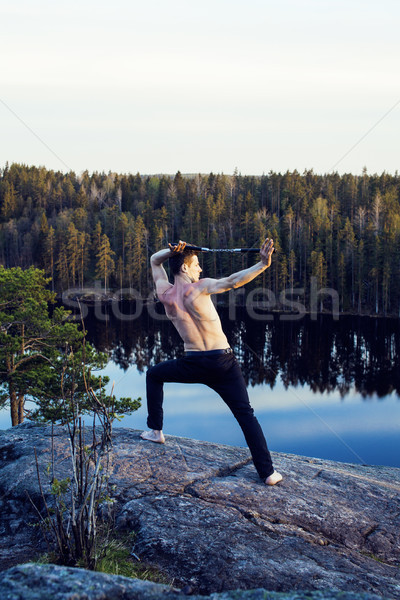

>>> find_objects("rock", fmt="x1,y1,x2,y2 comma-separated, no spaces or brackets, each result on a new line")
0,423,399,599
0,563,388,600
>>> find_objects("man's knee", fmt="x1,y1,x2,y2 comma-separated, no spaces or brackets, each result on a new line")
146,365,158,383
231,403,255,421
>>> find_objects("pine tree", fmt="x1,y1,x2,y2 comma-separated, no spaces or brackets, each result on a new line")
125,227,135,288
1,182,17,219
56,240,70,291
338,252,346,311
116,255,124,290
340,218,356,307
118,212,129,270
95,233,115,293
67,222,79,286
77,231,90,288
131,215,148,293
92,221,102,256
44,226,56,290
0,267,82,425
288,249,296,295
311,250,327,311
357,239,364,313
279,255,289,305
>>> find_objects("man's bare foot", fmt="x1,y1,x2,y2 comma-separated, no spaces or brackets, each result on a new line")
140,430,165,444
265,471,282,486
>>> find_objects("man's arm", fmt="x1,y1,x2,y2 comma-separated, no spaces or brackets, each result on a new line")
150,241,186,295
201,238,274,295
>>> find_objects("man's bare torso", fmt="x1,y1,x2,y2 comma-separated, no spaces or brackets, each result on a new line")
160,281,229,351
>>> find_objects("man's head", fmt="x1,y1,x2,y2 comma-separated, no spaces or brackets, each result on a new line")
169,250,202,282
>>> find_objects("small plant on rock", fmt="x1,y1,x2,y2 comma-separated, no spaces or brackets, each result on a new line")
28,325,140,570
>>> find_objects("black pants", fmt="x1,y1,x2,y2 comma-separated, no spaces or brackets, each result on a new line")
146,351,274,479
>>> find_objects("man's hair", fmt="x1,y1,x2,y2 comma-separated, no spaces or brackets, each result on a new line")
169,249,198,276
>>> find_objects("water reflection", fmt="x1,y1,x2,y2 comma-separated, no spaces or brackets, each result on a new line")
81,302,400,399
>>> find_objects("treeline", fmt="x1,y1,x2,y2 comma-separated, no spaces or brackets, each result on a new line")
1,162,400,315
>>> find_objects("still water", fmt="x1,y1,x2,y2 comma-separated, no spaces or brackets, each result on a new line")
2,302,400,468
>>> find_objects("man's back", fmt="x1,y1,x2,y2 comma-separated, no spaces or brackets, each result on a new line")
160,280,229,351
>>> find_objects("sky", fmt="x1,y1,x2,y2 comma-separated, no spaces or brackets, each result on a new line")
1,0,399,176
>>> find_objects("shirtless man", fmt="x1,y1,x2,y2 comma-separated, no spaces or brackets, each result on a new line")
140,239,282,486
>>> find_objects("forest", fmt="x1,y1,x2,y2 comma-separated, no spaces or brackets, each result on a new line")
1,162,400,316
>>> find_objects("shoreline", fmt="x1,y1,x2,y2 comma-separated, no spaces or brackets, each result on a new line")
57,291,400,320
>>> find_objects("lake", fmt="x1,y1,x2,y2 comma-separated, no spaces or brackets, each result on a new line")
1,301,400,469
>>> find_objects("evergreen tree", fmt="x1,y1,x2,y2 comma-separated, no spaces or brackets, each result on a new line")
132,215,148,293
77,231,90,288
125,226,134,288
0,267,81,425
56,240,70,290
116,255,124,290
44,226,56,290
95,233,115,293
67,222,79,286
1,182,17,220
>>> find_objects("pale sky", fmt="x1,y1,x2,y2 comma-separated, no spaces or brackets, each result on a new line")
1,0,399,176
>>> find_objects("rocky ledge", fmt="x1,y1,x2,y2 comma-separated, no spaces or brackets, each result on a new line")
0,423,399,599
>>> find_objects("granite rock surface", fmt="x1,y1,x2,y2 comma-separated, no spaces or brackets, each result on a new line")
0,423,399,599
0,563,389,600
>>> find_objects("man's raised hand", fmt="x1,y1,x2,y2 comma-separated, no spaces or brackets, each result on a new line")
168,240,187,254
260,238,274,267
